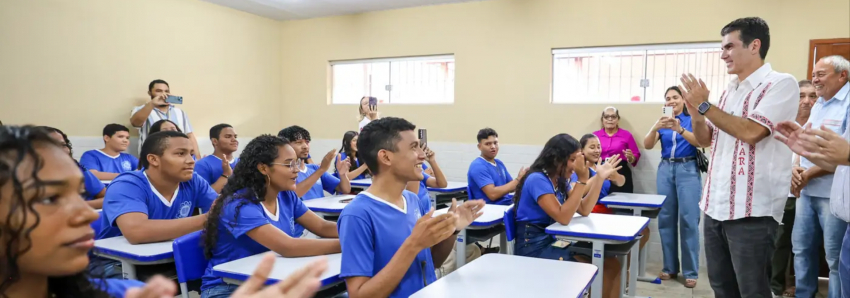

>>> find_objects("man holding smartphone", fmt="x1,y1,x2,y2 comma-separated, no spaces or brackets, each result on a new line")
130,79,202,158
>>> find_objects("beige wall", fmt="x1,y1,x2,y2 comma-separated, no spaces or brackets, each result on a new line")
0,0,281,137
280,0,850,145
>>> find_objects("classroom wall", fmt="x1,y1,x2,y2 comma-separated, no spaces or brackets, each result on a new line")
0,0,282,138
279,0,850,143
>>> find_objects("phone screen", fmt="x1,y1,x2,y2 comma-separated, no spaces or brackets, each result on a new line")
368,96,377,108
418,129,427,147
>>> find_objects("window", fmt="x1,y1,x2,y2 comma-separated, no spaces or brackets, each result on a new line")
552,43,732,104
330,55,455,104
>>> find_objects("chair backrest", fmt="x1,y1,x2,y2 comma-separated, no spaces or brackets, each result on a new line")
172,231,207,283
503,206,517,242
91,210,103,236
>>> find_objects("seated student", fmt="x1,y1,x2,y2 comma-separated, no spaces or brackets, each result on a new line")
195,124,240,193
513,133,623,298
336,131,370,180
149,119,182,134
92,131,217,279
200,135,341,298
41,126,106,209
80,124,139,180
571,134,650,251
0,125,178,298
467,128,527,205
338,117,485,298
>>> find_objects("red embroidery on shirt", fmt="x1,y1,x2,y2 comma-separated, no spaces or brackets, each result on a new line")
703,90,729,212
744,83,771,217
728,84,761,219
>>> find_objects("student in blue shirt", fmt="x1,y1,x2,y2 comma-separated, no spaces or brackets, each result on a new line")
467,128,527,205
195,124,240,193
200,135,341,297
338,117,485,298
513,133,623,298
336,131,370,180
80,124,139,180
570,134,627,215
279,126,351,237
0,125,180,298
92,131,217,280
42,126,107,209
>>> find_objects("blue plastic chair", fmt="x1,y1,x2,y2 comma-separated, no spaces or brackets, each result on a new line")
503,206,517,255
172,231,207,298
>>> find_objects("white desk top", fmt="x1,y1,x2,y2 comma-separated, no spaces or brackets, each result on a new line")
213,253,342,286
100,180,112,184
94,236,173,262
545,213,649,242
434,204,510,227
411,254,597,298
303,195,355,213
599,192,666,209
350,179,467,192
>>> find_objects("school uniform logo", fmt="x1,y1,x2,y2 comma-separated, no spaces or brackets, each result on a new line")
121,161,132,171
178,201,192,218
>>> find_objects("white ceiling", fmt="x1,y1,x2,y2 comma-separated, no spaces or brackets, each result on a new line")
200,0,487,20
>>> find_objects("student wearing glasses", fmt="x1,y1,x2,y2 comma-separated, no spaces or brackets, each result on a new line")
200,135,340,298
593,107,641,194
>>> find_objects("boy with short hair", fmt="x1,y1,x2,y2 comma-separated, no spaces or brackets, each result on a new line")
80,123,139,180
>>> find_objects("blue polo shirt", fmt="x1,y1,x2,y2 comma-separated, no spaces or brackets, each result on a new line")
80,150,139,173
516,172,567,224
338,190,435,298
79,164,105,201
201,190,308,291
335,152,368,180
658,113,697,159
297,164,341,200
96,171,217,239
195,155,239,186
802,82,850,198
467,157,514,205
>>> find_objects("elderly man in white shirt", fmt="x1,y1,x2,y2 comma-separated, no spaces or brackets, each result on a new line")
777,55,850,298
679,17,799,297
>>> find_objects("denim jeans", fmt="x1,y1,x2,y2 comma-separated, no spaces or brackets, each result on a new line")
840,223,850,297
656,160,702,279
704,215,777,298
201,284,239,298
514,221,576,261
792,194,847,298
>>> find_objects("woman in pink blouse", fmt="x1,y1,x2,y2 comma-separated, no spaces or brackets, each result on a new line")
593,106,641,193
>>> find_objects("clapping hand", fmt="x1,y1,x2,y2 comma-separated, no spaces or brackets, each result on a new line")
598,154,623,180
230,253,328,298
409,209,456,250
336,154,351,176
573,153,589,182
319,149,337,172
679,73,711,113
447,198,485,231
221,154,233,177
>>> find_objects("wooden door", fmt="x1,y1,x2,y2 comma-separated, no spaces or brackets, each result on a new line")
808,38,850,79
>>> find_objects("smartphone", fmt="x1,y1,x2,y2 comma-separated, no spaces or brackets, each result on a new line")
662,106,673,118
368,96,377,110
418,128,427,148
166,95,183,105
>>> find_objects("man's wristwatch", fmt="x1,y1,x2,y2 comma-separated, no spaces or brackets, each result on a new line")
698,102,712,115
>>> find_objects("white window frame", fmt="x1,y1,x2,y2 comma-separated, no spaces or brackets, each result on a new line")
329,55,455,105
551,42,729,104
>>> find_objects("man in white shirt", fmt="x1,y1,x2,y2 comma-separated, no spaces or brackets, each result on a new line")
776,55,850,298
679,17,799,297
129,79,202,157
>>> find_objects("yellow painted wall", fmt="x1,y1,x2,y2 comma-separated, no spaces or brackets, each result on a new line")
0,0,282,137
280,0,850,145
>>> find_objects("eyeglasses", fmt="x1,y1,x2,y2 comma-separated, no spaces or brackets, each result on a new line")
271,159,303,172
602,115,619,120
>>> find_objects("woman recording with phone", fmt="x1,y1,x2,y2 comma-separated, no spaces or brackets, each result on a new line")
642,86,702,288
358,96,380,131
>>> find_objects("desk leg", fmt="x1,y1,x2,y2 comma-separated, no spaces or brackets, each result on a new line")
499,232,507,254
121,260,136,280
590,241,604,298
456,229,467,269
632,208,661,284
628,239,640,297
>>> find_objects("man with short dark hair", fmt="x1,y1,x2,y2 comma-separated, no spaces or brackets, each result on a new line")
129,79,202,157
80,123,139,180
195,124,240,193
338,117,483,298
680,17,799,296
466,128,526,205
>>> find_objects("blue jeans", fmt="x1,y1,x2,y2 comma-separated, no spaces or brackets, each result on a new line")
792,194,847,298
841,223,850,297
514,221,577,261
201,284,239,298
656,160,702,279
